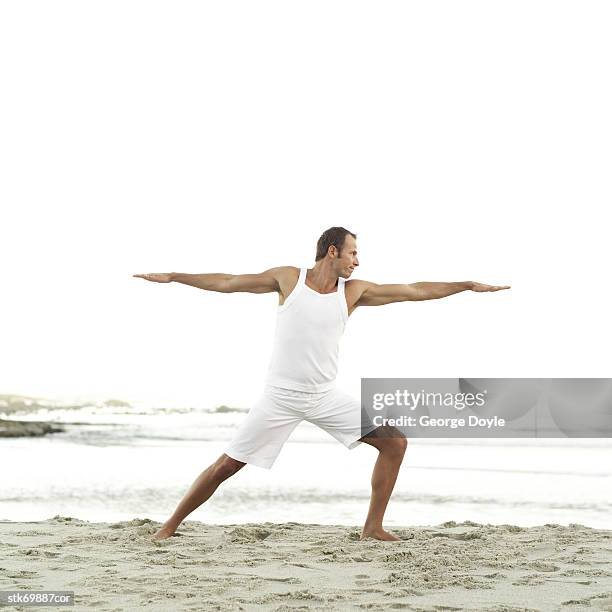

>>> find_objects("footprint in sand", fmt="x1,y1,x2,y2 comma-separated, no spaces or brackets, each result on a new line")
512,573,547,586
526,542,558,560
225,526,272,543
523,560,559,572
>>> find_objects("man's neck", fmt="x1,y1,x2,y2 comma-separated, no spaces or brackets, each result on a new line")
307,263,339,292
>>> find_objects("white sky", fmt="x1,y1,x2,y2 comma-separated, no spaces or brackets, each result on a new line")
1,1,610,409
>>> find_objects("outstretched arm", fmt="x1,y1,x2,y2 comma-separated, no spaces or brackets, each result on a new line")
133,268,287,294
353,280,510,307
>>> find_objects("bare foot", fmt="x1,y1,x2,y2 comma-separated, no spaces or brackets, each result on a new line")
151,523,177,541
360,527,400,541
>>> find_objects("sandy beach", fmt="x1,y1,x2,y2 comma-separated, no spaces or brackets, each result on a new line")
1,518,611,611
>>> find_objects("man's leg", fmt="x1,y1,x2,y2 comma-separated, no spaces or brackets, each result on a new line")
359,426,407,541
152,453,245,540
301,389,408,542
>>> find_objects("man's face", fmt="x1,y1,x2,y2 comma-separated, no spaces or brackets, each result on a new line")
335,234,359,278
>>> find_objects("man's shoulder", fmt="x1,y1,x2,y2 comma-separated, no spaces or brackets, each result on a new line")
345,278,375,303
264,266,300,299
264,267,300,294
265,266,299,280
345,278,373,291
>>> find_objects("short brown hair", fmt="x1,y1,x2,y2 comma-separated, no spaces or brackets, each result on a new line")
315,226,357,261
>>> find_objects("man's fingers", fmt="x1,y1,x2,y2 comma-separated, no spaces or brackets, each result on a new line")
473,284,511,292
133,273,171,283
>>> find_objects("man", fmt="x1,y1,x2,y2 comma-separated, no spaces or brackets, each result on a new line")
134,227,510,541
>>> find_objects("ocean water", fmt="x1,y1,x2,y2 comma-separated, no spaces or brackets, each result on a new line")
1,398,611,528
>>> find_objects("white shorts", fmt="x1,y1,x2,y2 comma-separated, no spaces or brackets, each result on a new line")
224,385,377,469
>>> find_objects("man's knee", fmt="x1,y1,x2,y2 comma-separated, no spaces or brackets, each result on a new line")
362,426,408,457
213,454,246,481
381,435,408,458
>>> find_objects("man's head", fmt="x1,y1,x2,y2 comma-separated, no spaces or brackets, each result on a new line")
315,226,359,278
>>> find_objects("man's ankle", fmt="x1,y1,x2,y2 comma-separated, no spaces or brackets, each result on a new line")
163,519,180,530
362,523,382,532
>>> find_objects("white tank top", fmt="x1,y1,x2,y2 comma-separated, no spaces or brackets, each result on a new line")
265,267,349,392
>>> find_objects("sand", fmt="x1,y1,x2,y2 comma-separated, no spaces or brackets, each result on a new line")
1,517,611,611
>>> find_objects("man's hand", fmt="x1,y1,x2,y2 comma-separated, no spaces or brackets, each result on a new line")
133,273,173,283
470,282,511,292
